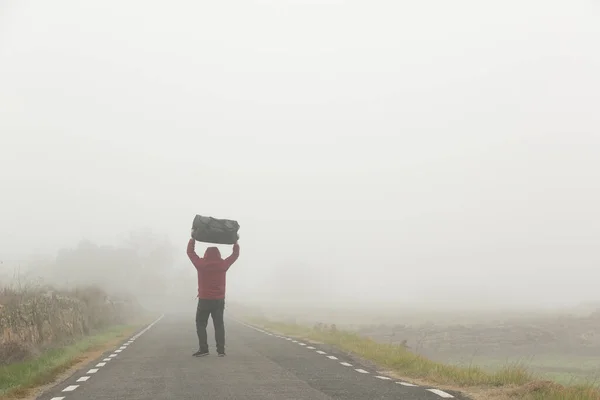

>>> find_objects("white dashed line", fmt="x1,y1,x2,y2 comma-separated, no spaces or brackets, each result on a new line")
427,389,455,398
53,315,165,397
130,315,164,340
237,319,460,400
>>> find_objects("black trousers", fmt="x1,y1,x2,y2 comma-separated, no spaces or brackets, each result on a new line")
195,298,225,353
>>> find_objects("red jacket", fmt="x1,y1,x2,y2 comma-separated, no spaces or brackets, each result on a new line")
187,239,240,299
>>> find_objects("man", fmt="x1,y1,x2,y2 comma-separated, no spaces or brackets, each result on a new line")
187,234,240,357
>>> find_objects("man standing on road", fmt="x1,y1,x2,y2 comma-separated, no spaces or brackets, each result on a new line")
187,234,240,357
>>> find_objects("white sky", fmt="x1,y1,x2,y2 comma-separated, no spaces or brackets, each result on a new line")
1,0,599,308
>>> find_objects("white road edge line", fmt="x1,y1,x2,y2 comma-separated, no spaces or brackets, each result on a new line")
236,318,448,394
61,314,165,393
397,382,418,387
427,389,455,398
129,314,164,340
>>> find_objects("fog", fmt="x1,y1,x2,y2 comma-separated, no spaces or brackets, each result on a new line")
1,0,599,313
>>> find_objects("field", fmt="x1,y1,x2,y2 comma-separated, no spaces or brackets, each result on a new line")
355,311,600,386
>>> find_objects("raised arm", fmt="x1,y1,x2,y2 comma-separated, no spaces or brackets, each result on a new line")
224,242,240,270
187,238,202,268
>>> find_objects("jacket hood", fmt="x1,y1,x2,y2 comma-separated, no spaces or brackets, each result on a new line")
204,247,222,261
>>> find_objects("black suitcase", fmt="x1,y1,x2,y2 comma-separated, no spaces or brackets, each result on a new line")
191,215,240,245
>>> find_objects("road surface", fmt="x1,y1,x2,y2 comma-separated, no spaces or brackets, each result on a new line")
37,314,463,400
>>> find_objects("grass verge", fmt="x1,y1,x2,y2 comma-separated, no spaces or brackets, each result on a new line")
247,318,600,400
0,324,140,399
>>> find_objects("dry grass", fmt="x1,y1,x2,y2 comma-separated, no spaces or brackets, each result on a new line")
0,283,141,364
248,318,600,400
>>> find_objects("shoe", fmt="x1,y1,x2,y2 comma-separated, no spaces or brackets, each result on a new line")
193,350,209,357
218,352,226,357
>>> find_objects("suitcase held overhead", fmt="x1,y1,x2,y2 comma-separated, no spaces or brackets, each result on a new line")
191,214,240,245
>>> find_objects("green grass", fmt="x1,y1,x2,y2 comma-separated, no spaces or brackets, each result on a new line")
248,318,600,400
0,324,138,398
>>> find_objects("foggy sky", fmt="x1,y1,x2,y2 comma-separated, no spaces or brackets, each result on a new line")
1,0,599,309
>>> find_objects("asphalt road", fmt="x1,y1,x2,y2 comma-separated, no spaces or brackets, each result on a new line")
37,314,463,400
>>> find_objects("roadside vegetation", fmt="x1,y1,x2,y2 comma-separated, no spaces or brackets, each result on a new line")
248,318,600,400
0,324,138,399
0,231,173,398
0,284,146,399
